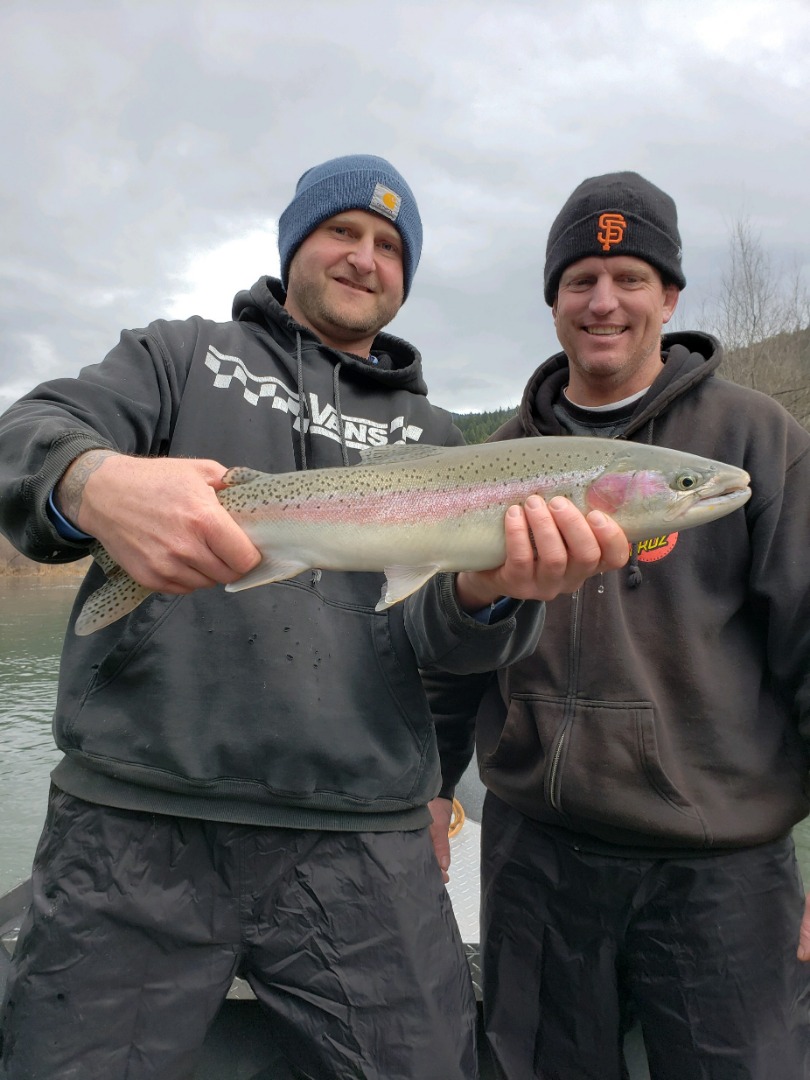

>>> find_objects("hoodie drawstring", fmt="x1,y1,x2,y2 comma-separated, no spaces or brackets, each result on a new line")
294,332,350,469
333,361,349,466
295,333,308,471
626,548,643,588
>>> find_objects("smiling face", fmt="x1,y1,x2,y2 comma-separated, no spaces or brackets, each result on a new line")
552,255,680,406
283,209,405,357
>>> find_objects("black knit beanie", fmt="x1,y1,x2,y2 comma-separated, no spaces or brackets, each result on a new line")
543,171,686,305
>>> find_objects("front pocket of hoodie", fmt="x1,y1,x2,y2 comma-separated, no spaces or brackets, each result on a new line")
483,695,707,841
58,581,433,807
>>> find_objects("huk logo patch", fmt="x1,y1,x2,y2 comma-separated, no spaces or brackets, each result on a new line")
369,183,401,222
635,532,679,562
597,212,627,252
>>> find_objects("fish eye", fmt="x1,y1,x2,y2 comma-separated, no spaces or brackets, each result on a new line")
675,471,700,491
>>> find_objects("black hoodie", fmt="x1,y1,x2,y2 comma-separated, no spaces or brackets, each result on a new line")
0,278,544,831
433,331,810,851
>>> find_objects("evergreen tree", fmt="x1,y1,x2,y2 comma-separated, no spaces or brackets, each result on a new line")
452,407,517,444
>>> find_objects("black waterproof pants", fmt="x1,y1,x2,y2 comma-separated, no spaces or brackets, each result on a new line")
0,788,478,1080
481,792,810,1080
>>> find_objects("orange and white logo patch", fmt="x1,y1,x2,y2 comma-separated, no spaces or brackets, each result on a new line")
635,532,679,562
370,183,401,222
597,212,626,252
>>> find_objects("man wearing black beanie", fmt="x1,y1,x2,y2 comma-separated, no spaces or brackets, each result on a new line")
430,171,810,1079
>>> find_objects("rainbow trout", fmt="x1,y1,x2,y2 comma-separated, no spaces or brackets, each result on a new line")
74,436,751,635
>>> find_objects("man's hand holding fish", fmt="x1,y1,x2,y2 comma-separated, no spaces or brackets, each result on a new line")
453,494,628,610
55,449,262,594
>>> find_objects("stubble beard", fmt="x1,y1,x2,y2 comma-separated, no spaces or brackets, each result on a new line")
290,277,402,344
572,332,663,388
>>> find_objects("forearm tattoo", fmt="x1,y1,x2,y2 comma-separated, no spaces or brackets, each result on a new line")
55,448,118,527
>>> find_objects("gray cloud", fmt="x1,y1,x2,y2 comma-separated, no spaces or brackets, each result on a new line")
1,0,808,415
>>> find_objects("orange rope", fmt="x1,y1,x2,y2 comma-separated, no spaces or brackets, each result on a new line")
448,797,465,838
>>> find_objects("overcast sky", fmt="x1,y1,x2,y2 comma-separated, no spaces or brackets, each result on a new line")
1,0,808,417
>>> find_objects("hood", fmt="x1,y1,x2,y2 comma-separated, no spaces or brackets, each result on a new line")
516,331,723,439
230,276,430,397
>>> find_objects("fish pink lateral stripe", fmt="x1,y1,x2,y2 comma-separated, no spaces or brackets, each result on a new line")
230,471,597,528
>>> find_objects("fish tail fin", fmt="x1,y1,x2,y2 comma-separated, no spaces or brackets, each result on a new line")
75,546,153,636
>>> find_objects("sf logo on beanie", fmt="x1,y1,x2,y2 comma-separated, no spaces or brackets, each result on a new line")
597,212,627,252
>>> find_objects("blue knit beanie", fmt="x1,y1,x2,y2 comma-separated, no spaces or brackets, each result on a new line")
278,154,423,298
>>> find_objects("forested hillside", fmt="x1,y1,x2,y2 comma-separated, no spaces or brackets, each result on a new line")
453,326,810,439
452,407,517,444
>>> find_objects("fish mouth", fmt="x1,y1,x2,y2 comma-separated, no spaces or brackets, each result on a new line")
665,471,752,522
694,485,751,512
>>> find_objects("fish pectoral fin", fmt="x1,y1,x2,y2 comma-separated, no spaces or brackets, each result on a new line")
224,556,312,593
375,564,442,612
75,573,153,637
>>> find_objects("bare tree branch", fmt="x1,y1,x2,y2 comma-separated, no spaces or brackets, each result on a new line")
691,215,810,429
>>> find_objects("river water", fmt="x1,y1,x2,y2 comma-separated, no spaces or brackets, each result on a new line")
2,578,810,895
0,578,79,893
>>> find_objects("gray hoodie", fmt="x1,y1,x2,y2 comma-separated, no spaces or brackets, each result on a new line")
0,277,544,831
431,331,810,851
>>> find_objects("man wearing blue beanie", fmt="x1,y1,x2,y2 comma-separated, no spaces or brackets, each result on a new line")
274,154,422,361
0,155,629,1079
279,153,423,298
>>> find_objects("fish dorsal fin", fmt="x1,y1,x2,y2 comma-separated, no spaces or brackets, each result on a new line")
357,444,448,467
221,467,264,487
376,564,442,611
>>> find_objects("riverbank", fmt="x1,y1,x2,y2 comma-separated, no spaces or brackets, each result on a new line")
0,536,89,578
